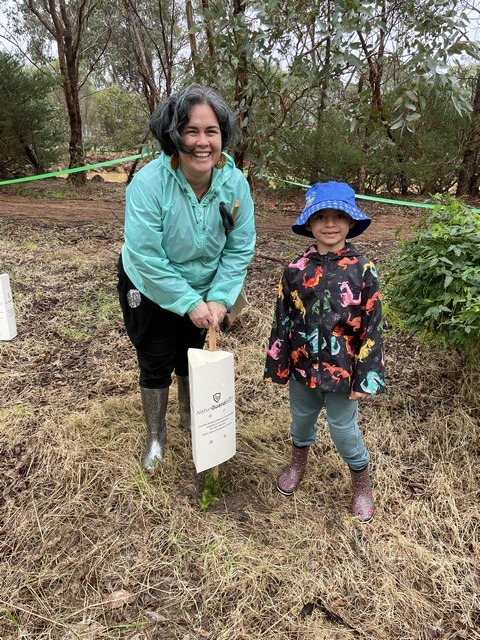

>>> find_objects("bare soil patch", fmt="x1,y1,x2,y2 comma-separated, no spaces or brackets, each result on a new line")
0,181,416,234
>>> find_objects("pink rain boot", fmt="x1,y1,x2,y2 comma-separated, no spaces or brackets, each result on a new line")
277,444,309,496
350,466,374,523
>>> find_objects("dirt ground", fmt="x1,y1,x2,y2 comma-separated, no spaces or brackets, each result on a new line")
0,182,421,258
0,190,125,224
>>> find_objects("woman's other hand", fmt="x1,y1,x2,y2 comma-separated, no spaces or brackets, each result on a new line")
188,301,214,329
207,301,227,329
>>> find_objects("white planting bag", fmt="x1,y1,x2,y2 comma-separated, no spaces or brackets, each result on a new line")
187,339,236,473
0,273,17,340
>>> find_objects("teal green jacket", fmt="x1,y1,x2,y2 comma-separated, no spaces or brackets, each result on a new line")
121,152,255,316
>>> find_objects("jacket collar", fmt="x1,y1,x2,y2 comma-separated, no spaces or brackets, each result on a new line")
304,242,360,260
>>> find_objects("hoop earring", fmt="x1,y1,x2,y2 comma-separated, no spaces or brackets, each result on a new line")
170,154,179,170
214,153,227,169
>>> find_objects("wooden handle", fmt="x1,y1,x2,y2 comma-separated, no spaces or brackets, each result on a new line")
208,326,216,351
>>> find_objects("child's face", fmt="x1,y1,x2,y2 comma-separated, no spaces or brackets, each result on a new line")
305,208,355,254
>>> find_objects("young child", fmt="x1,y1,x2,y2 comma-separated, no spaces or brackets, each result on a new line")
264,181,385,522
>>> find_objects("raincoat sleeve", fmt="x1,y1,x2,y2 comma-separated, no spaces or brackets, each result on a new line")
351,264,385,395
122,175,203,316
264,272,292,384
205,176,256,308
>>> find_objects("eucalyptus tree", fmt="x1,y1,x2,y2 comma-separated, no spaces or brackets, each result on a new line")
187,0,347,176
106,2,175,107
89,0,193,182
92,0,192,111
453,2,480,196
0,0,110,184
184,0,244,166
3,0,473,188
336,0,477,192
187,0,477,189
252,0,476,190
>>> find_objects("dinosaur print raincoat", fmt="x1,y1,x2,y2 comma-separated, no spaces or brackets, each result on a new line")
264,243,385,395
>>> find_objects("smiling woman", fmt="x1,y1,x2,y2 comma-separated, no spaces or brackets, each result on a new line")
117,83,256,472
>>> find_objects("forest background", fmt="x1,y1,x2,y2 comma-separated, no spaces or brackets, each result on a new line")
2,0,480,198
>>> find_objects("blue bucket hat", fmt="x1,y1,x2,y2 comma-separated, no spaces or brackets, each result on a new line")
292,181,371,239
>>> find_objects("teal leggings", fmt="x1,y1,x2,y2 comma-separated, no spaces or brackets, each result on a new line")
289,379,370,471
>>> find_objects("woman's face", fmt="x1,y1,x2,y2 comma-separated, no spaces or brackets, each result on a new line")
179,103,222,183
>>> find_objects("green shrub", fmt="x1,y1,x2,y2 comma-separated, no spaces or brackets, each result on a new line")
0,52,66,176
271,108,364,186
384,195,480,356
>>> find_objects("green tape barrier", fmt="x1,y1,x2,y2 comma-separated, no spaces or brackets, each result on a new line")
0,152,156,186
270,176,480,213
1,154,480,213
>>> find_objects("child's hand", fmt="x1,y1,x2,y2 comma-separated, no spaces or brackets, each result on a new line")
349,390,371,401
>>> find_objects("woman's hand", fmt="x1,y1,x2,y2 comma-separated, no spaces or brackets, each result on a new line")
188,301,214,329
207,301,227,329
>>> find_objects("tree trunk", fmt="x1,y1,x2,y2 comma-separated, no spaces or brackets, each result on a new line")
456,71,480,197
201,0,218,78
67,89,86,185
124,1,161,113
23,144,44,174
25,0,93,186
186,0,201,81
127,130,151,185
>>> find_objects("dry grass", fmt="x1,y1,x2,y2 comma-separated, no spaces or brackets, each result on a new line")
1,204,479,640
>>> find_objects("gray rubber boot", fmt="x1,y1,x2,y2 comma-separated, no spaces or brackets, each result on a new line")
277,444,310,496
176,376,191,431
140,387,168,472
350,465,374,523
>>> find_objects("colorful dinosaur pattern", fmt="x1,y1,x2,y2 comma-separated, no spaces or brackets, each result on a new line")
340,282,362,307
360,371,385,393
264,242,385,395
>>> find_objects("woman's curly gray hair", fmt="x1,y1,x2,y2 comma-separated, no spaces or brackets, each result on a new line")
150,83,240,156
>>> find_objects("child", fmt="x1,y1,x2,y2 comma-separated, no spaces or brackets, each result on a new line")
264,181,385,522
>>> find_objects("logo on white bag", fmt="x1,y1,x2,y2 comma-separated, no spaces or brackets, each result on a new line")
196,393,233,415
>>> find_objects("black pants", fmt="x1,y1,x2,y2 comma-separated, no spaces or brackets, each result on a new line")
117,255,207,388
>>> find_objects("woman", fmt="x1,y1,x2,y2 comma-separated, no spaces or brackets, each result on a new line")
118,84,256,472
